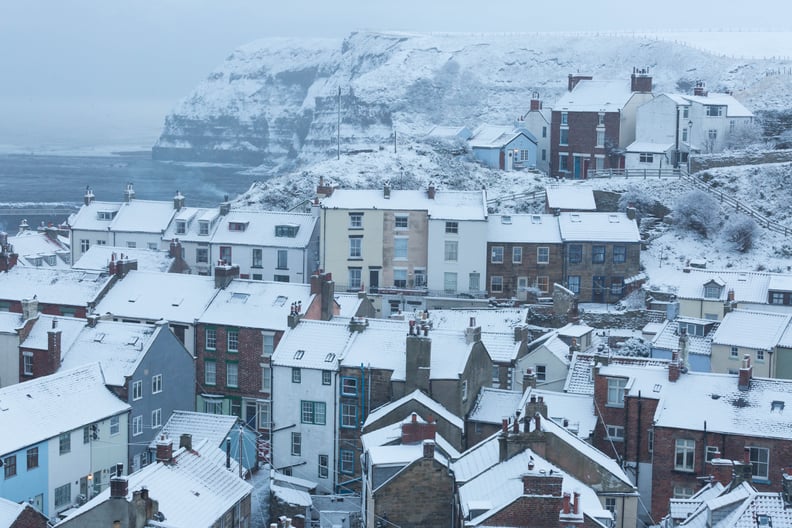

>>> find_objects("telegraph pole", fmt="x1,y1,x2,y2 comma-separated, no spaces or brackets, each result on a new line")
337,86,341,160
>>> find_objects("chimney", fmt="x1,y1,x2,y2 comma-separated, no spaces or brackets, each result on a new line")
316,176,334,198
513,411,521,433
219,195,231,216
562,492,571,514
310,272,322,296
567,74,592,92
525,395,548,423
116,256,138,278
465,317,481,344
173,190,185,210
214,263,240,289
401,413,437,444
427,182,436,200
782,468,792,508
226,437,231,469
422,439,435,459
626,206,637,221
110,463,128,499
405,329,431,394
21,298,39,321
155,435,174,464
320,272,335,321
669,351,680,382
108,253,117,275
84,186,95,206
522,471,563,497
87,314,99,328
523,368,537,389
693,80,708,97
288,303,302,328
630,67,653,93
179,433,192,451
573,491,580,515
124,182,135,203
383,181,391,199
46,319,62,375
498,419,508,462
738,354,752,391
727,289,735,302
529,92,542,111
514,324,528,343
709,456,733,486
349,316,368,333
169,239,182,259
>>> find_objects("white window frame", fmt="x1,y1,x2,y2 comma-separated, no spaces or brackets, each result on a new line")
394,237,408,260
151,374,162,394
151,408,162,429
132,415,143,436
607,377,627,407
132,380,142,401
394,215,408,229
606,425,624,442
349,213,363,229
444,241,458,262
22,352,33,376
205,360,217,385
537,246,549,264
491,246,504,264
349,237,362,258
747,446,770,480
512,246,523,264
226,362,239,388
674,439,695,472
490,276,503,293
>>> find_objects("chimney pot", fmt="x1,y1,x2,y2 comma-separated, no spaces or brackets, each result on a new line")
562,492,571,514
156,435,174,464
573,491,580,514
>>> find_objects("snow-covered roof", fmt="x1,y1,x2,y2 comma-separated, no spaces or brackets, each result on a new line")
0,363,129,455
651,317,718,357
0,267,111,307
678,481,792,527
59,321,161,386
680,92,753,118
487,214,562,243
554,79,635,112
334,293,364,317
558,323,593,339
208,210,316,248
469,125,537,148
148,411,239,450
545,186,597,211
557,212,640,242
198,279,314,330
21,315,85,352
0,311,22,334
599,363,792,438
424,125,472,141
674,269,772,303
95,270,218,324
364,389,464,431
480,332,521,363
768,275,792,292
367,442,450,475
361,416,460,460
109,200,178,234
73,246,173,273
517,388,597,440
668,482,725,521
61,438,251,528
8,230,71,269
67,201,122,231
0,498,28,526
542,334,575,365
320,189,487,221
711,309,791,349
162,206,222,242
425,308,528,332
467,388,523,424
625,141,674,153
563,351,670,395
272,319,354,369
271,482,312,507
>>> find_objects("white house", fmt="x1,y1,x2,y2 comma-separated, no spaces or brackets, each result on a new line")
517,93,552,173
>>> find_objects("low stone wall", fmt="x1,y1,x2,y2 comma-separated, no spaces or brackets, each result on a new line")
690,149,792,172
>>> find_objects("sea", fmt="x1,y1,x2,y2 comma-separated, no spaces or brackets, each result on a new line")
0,151,261,233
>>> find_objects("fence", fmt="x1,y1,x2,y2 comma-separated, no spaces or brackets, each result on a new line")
586,168,686,179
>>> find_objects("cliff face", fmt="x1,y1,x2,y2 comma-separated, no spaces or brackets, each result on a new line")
153,31,788,168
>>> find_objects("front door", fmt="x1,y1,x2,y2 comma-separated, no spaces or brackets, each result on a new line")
573,156,582,179
369,269,379,292
245,402,257,429
592,276,606,303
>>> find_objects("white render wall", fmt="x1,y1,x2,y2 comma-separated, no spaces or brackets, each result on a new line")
0,331,19,388
271,364,337,493
426,219,488,295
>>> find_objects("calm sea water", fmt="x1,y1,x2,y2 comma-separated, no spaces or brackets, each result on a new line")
0,152,260,232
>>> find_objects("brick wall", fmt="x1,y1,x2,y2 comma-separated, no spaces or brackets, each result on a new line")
10,506,48,528
563,241,641,303
486,242,564,298
551,110,621,178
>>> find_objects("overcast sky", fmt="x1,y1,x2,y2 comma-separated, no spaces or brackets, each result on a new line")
0,1,786,149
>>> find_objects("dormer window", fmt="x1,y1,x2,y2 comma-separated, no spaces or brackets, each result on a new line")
275,224,300,237
175,220,186,235
228,222,248,232
97,211,116,220
704,283,722,299
199,221,209,236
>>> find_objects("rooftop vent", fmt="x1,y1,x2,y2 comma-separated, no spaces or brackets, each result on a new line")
570,214,581,223
772,400,785,412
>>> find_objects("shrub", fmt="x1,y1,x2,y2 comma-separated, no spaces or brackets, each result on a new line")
618,186,656,216
722,214,759,252
673,190,721,238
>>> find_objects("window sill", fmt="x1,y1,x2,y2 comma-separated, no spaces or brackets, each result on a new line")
605,403,625,409
753,478,770,485
348,257,363,261
673,468,696,474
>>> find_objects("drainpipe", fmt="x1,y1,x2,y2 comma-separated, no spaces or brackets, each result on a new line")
359,363,366,426
701,420,708,476
635,391,642,489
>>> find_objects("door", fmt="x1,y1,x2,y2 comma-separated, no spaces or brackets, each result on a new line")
499,150,505,170
592,276,606,303
583,158,590,179
245,401,257,429
573,156,582,179
369,270,379,292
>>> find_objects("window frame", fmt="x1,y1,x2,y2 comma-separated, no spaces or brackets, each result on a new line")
226,361,239,388
512,246,523,264
606,425,625,442
592,245,606,264
394,215,409,229
132,380,143,401
59,432,71,455
205,327,217,350
341,377,358,396
747,446,770,481
349,236,362,259
674,438,695,472
301,400,327,425
227,328,239,352
490,246,504,264
613,245,627,263
349,213,363,229
110,416,120,436
567,275,581,294
151,374,162,394
132,415,143,436
22,352,33,376
292,367,301,383
26,447,39,470
318,454,329,479
291,432,302,456
252,248,263,268
445,221,458,234
444,240,458,262
3,454,16,479
536,246,549,264
607,377,628,407
151,408,162,429
341,402,358,428
54,483,71,509
568,244,582,264
340,449,355,475
394,237,408,260
490,276,504,293
204,360,217,385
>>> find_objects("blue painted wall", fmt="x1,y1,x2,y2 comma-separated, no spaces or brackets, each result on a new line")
651,347,711,372
0,440,48,514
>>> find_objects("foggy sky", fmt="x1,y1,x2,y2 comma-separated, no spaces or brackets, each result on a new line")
0,0,786,149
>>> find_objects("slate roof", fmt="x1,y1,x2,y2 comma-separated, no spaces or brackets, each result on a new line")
425,308,528,332
517,388,597,440
467,388,522,424
711,309,791,350
209,210,316,248
147,411,239,450
487,214,562,243
681,92,753,118
678,481,792,528
563,351,670,395
364,389,464,431
674,269,773,302
651,317,719,357
469,125,537,148
625,141,674,153
0,497,27,527
272,319,354,369
321,189,487,221
8,230,71,269
557,212,640,242
554,79,635,112
0,363,129,455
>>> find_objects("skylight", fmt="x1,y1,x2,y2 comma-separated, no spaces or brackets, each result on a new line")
570,214,581,223
274,295,288,307
608,214,619,223
324,353,336,362
293,350,305,360
230,293,249,303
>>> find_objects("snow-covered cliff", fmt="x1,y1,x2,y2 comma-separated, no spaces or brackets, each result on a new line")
153,31,791,167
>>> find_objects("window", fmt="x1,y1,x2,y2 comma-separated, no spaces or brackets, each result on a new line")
227,362,239,388
26,447,38,470
206,327,217,350
175,220,186,235
647,429,654,454
592,245,606,263
610,277,624,296
512,247,523,264
445,221,458,234
468,272,480,292
683,107,689,119
80,239,90,253
606,425,625,442
462,380,469,401
151,408,162,429
204,399,223,414
558,154,568,173
318,454,329,478
228,221,247,232
535,365,546,381
22,353,33,376
349,213,363,228
567,276,581,294
291,432,301,455
395,215,408,229
536,276,549,293
708,129,717,141
205,360,216,385
568,244,582,264
273,274,289,282
730,346,739,359
322,370,332,385
196,247,209,263
277,250,288,269
414,268,426,288
675,439,695,472
598,112,605,126
258,401,270,429
3,455,16,479
757,349,765,361
275,224,299,237
132,415,143,436
639,153,654,163
541,149,546,161
132,380,142,400
517,276,528,290
561,112,568,125
770,292,785,304
83,426,91,444
301,401,326,425
705,445,720,462
262,333,274,357
348,268,362,290
394,237,408,260
110,416,120,436
607,378,627,407
393,268,407,288
54,483,71,509
341,402,357,428
126,241,137,249
748,446,770,480
340,449,355,474
341,377,358,396
559,128,569,146
292,368,301,383
261,365,272,392
219,246,232,264
537,247,549,264
490,246,504,263
613,245,626,263
682,128,689,142
151,374,162,394
148,242,159,251
673,485,694,499
605,497,616,513
490,276,504,293
542,126,547,138
706,105,724,117
252,248,263,268
444,241,458,262
227,329,239,352
444,272,458,294
197,221,209,236
349,236,362,258
596,129,605,147
59,432,71,455
704,284,722,299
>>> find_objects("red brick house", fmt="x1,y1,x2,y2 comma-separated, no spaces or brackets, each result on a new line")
0,497,49,528
551,70,653,178
592,355,792,523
